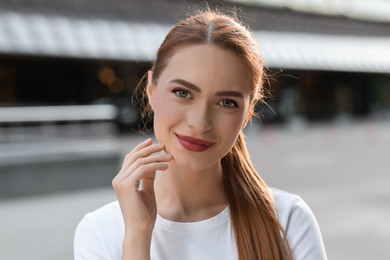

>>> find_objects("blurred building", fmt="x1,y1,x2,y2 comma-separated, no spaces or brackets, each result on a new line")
1,0,390,128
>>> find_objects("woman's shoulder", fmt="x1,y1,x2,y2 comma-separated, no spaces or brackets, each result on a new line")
86,200,121,219
74,201,123,259
75,200,123,244
269,187,328,259
78,200,123,230
269,187,316,225
269,187,307,210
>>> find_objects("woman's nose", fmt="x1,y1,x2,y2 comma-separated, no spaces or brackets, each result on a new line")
186,103,212,133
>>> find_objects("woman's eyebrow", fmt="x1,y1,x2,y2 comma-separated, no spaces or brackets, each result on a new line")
170,79,201,92
170,78,244,98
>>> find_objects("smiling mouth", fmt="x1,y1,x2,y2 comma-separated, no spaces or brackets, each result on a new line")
175,134,214,152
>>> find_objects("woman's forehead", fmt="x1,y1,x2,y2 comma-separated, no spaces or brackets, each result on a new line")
158,44,253,94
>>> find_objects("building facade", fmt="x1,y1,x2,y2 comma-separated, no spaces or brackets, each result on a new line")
1,0,389,129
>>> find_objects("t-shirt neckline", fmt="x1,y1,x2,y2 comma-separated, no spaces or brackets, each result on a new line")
155,206,230,232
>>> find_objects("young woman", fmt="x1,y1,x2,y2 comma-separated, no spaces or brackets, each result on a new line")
74,8,327,260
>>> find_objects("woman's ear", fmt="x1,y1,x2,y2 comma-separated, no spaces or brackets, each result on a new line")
146,70,155,110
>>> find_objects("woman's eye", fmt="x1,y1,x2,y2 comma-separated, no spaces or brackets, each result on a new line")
218,99,239,109
173,89,191,99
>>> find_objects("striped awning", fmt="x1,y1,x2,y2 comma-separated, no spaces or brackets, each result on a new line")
0,11,169,61
256,31,390,73
1,10,390,73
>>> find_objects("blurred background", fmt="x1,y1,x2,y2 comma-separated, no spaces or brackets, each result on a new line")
0,0,389,259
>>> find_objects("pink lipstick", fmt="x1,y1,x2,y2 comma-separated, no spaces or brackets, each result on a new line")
176,134,214,152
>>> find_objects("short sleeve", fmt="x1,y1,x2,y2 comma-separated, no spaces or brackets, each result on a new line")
74,213,108,260
286,198,327,260
271,188,328,260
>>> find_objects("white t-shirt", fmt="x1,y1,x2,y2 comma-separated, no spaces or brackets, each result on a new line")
74,188,327,260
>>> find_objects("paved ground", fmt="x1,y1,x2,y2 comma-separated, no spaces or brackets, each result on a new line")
0,118,389,260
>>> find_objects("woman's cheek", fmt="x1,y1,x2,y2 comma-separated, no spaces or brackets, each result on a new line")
155,97,181,123
153,98,181,141
225,111,246,130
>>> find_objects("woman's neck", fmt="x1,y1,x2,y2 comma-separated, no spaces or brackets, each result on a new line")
154,161,228,222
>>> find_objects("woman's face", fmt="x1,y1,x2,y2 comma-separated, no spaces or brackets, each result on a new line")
147,44,253,171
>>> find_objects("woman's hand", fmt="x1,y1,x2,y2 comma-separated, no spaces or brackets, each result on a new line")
112,138,172,259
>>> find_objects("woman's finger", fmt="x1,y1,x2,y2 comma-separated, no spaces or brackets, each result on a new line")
117,152,172,181
121,142,166,171
130,162,169,184
113,162,169,192
130,138,153,153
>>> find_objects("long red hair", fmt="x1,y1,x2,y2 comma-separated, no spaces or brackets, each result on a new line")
137,7,292,260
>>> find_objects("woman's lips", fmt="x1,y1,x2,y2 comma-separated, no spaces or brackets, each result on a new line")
176,134,214,152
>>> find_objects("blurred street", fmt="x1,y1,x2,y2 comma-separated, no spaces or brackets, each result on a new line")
0,118,389,260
